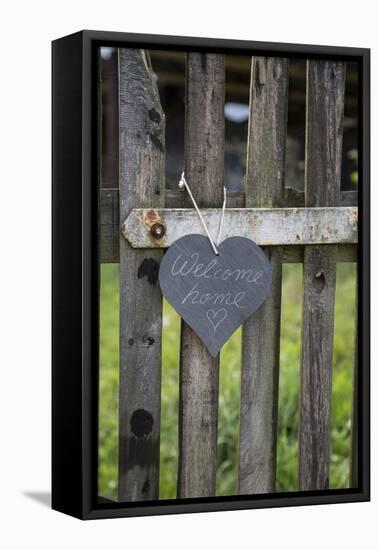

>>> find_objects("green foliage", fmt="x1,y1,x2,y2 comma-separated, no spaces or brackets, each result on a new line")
331,263,356,488
98,262,356,498
348,148,358,186
98,264,119,497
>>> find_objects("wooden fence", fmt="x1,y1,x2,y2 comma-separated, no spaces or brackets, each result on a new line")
99,48,358,501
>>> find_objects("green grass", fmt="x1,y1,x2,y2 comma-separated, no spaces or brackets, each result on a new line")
98,264,119,497
98,262,356,499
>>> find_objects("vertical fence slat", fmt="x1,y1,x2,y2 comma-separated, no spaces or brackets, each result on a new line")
177,53,225,498
238,57,289,494
118,49,165,501
298,60,345,491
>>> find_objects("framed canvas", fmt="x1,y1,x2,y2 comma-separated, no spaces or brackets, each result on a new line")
52,30,370,519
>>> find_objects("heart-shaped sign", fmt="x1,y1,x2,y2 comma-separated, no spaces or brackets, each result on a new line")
159,235,272,357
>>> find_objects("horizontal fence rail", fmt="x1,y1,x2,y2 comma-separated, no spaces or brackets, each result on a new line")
100,188,357,262
122,207,357,248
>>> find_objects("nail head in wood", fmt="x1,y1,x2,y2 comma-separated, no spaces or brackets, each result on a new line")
150,222,166,239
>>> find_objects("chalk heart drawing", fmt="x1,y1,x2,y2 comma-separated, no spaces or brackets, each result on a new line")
159,234,272,357
206,308,228,332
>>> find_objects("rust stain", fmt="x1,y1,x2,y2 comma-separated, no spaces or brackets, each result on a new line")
136,209,166,247
136,209,160,229
147,209,161,227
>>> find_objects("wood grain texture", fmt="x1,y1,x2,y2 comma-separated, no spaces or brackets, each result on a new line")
118,48,165,501
100,188,357,263
298,60,346,491
178,53,225,498
122,207,357,248
238,57,289,494
100,188,119,263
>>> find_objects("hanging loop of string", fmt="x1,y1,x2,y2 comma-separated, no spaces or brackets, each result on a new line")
178,171,226,256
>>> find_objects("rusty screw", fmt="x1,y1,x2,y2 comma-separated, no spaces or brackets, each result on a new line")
150,222,166,240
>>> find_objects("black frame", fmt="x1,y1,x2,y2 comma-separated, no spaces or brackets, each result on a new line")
52,30,370,520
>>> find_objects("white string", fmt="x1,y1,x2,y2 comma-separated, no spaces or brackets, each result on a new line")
179,172,226,256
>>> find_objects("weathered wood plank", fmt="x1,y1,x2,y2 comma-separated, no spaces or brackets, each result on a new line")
103,187,357,211
238,57,288,494
166,188,245,208
282,244,356,263
118,49,165,501
298,60,346,491
102,215,356,265
171,187,357,208
285,187,357,208
100,188,357,262
122,207,357,248
101,190,357,263
100,188,119,263
177,53,225,498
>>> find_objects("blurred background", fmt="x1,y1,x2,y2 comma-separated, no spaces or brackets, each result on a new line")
100,47,358,192
98,47,358,500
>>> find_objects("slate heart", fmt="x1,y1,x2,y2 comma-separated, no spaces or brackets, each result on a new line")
158,234,272,357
